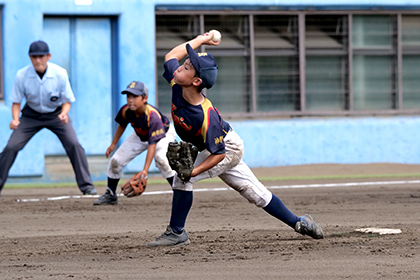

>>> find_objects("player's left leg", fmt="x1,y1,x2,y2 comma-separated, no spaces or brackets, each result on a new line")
219,162,324,239
218,161,297,224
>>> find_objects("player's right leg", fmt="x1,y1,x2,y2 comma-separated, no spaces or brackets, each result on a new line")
146,224,190,247
147,167,194,247
95,132,147,205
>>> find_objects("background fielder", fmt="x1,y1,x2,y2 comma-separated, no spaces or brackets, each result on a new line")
94,81,176,205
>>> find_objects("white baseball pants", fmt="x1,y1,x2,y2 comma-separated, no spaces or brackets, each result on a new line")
107,125,176,179
172,129,273,208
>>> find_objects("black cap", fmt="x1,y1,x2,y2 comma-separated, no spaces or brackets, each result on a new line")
29,40,50,56
121,81,148,96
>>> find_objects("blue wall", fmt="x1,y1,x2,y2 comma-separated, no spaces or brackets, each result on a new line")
234,117,420,166
1,0,420,181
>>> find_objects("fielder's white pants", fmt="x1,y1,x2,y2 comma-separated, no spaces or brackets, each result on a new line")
107,125,176,179
172,129,273,208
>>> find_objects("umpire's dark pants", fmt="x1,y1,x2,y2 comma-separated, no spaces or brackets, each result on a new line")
0,105,94,193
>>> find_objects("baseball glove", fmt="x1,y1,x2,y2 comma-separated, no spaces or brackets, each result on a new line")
166,140,198,182
121,172,148,197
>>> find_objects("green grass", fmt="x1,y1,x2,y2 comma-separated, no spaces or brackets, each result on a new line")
258,172,420,182
5,172,420,190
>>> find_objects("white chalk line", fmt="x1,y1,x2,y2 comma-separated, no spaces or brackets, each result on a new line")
16,179,420,203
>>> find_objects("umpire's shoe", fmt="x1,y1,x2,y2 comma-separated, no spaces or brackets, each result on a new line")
295,214,324,239
83,188,97,195
93,189,118,205
146,226,190,247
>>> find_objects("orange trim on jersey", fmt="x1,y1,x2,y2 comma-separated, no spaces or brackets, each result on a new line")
145,104,162,127
121,105,130,120
199,98,214,143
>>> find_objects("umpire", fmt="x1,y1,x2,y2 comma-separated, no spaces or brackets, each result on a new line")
0,40,97,195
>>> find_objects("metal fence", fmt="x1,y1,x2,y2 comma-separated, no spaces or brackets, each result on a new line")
156,9,420,118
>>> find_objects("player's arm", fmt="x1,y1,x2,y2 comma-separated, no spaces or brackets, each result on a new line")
138,143,156,183
105,124,126,158
10,103,21,130
58,102,71,124
164,31,221,62
190,153,225,178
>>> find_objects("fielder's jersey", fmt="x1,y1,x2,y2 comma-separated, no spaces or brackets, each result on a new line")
115,104,170,144
163,59,230,154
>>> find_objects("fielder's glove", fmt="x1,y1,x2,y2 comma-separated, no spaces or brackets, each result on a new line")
166,140,198,182
121,172,148,197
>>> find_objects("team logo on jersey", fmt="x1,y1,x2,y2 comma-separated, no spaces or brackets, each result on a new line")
151,128,164,137
214,136,224,145
173,115,192,131
50,96,58,102
171,104,192,131
133,127,148,136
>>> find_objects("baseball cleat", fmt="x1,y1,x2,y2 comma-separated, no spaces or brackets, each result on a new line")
295,214,324,239
83,188,98,195
146,225,190,247
93,189,118,205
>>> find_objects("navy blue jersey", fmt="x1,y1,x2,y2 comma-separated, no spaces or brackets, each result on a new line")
163,59,230,154
115,104,170,144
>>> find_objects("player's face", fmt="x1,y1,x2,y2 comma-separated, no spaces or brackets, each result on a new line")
174,59,197,86
126,93,147,113
30,54,51,73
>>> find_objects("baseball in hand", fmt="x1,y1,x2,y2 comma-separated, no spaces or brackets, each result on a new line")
210,30,221,42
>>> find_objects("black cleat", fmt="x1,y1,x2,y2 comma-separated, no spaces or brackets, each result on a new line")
93,189,118,205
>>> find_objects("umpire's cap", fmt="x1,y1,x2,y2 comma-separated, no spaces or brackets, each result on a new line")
29,40,50,56
186,43,218,89
122,81,148,97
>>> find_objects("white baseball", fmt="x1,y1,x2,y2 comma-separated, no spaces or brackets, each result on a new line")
210,30,221,42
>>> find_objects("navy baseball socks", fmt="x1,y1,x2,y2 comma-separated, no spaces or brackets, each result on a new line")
147,192,324,246
263,195,299,227
169,189,193,233
147,189,192,247
93,178,119,205
263,194,324,239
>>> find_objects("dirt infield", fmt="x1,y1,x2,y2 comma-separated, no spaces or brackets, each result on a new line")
1,164,420,279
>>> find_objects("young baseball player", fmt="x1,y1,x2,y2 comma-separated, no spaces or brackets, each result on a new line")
93,81,176,205
146,32,324,247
